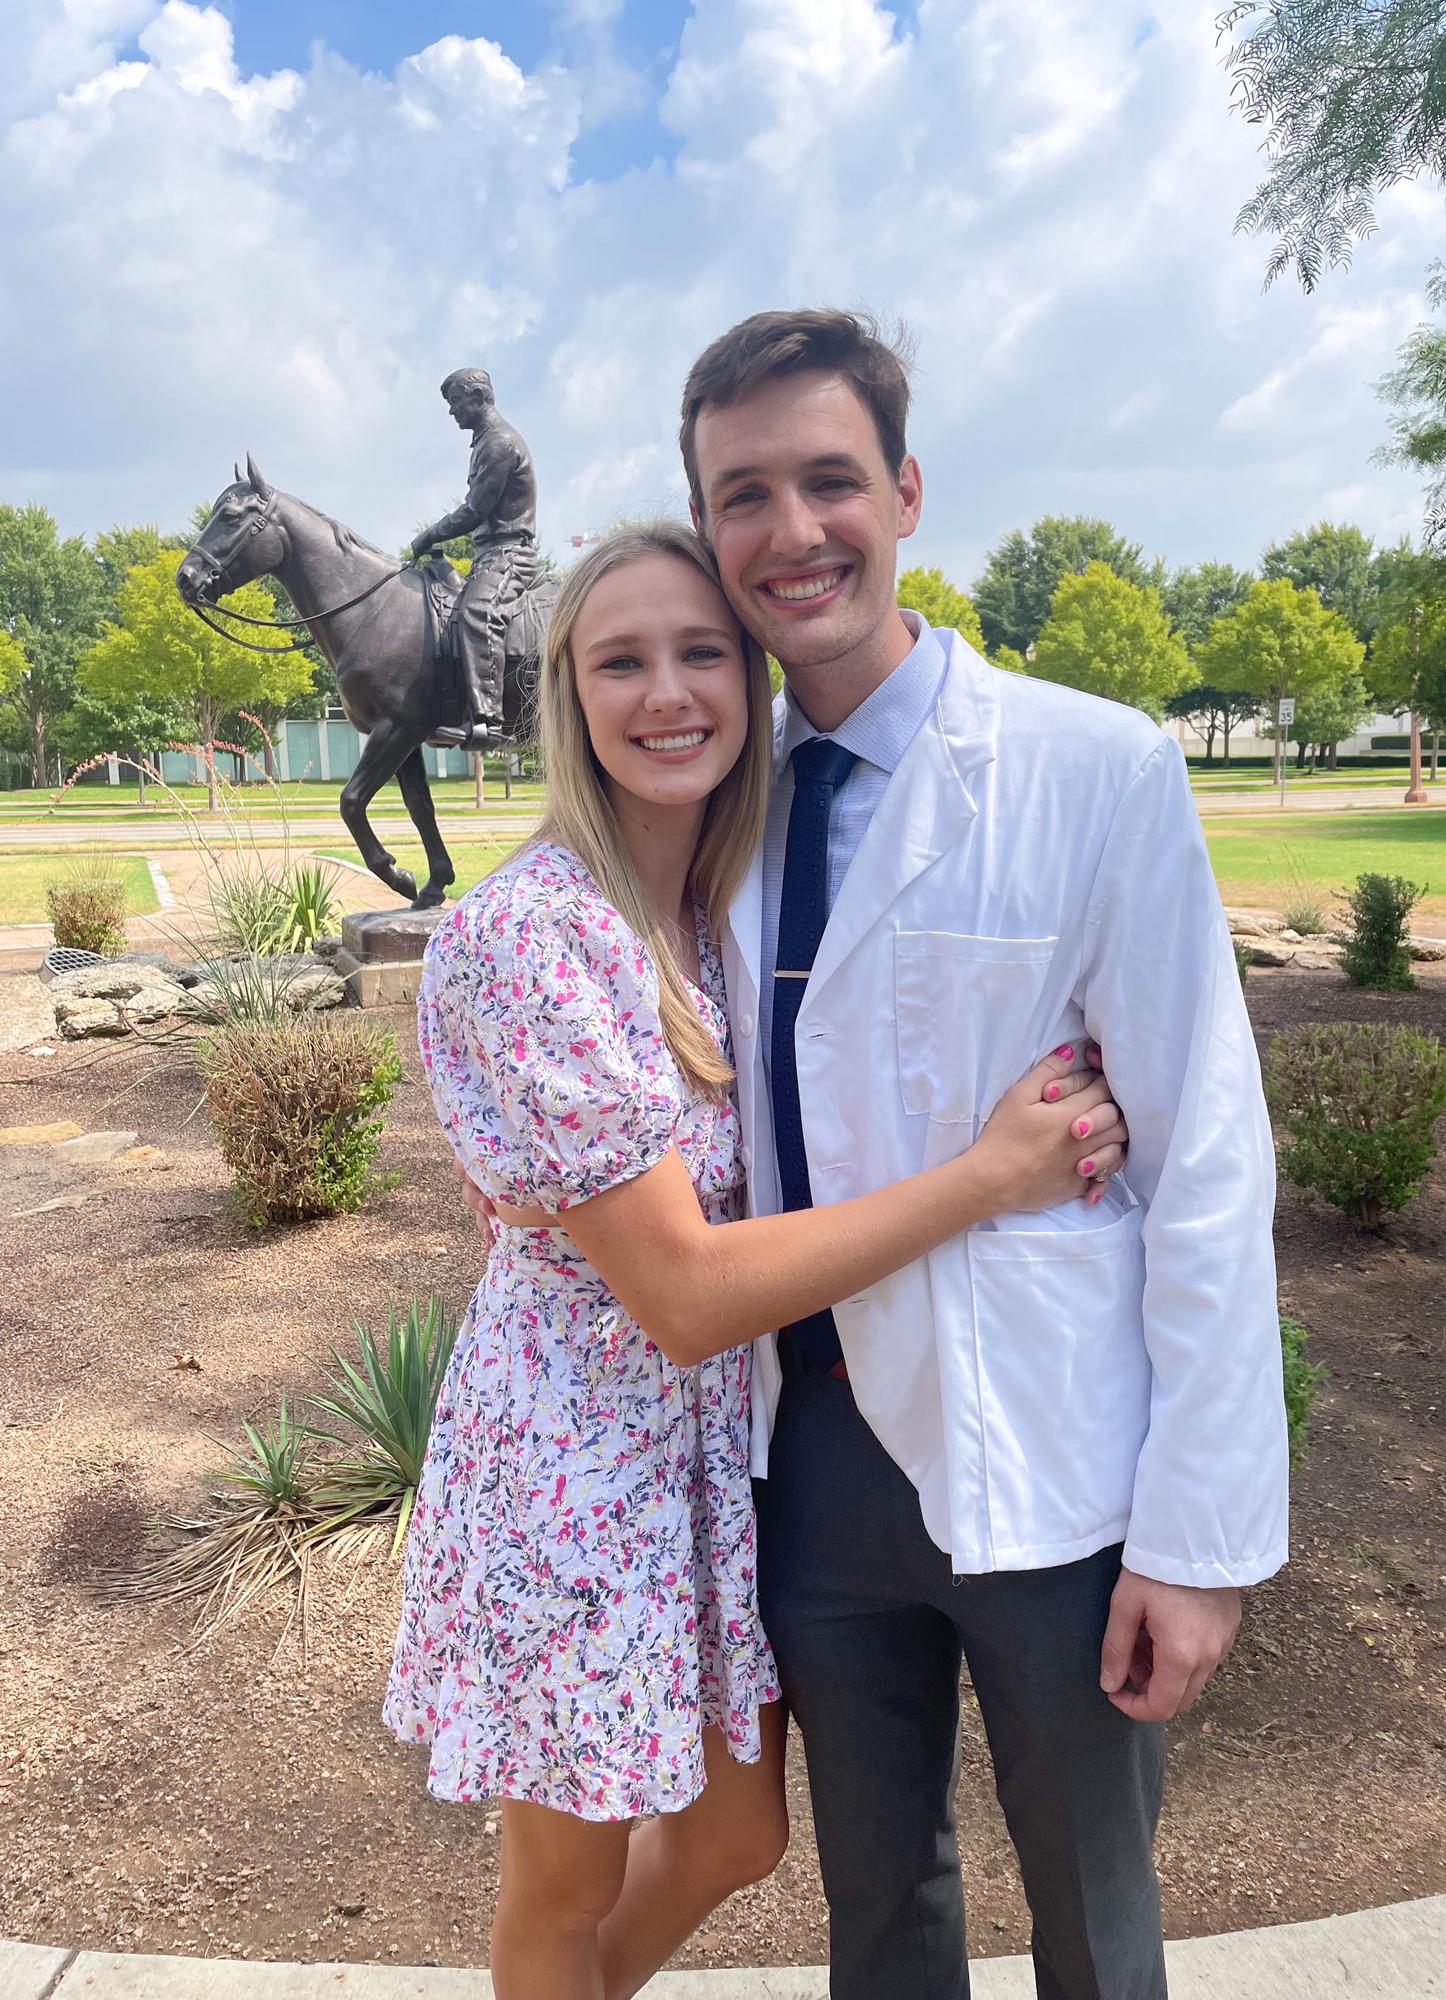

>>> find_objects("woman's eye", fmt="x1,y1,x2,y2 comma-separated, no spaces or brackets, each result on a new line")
598,656,641,673
684,647,724,664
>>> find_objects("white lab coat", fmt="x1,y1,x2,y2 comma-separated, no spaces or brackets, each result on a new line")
722,627,1289,1589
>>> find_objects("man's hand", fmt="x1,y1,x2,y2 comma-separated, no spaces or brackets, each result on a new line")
453,1158,496,1242
1100,1567,1242,1722
410,526,438,561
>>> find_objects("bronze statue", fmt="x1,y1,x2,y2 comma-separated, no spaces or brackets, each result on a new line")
411,369,553,743
175,376,558,911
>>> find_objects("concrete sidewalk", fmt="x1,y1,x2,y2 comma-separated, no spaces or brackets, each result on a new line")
5,1896,1443,1998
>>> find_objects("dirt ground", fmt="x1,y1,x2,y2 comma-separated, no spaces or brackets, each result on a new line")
1,968,1444,1973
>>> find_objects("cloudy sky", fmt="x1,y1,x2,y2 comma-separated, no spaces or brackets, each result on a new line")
2,0,1442,585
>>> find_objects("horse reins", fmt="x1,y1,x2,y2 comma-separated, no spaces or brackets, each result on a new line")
184,489,410,654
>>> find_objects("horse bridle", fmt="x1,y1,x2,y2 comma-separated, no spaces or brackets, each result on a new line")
185,489,407,655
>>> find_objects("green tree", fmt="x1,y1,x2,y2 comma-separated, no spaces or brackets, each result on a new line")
81,554,315,810
897,565,987,651
1220,1,1446,289
971,516,1161,657
1261,521,1378,636
1375,265,1446,545
1031,563,1193,721
0,627,24,701
1270,669,1375,769
1197,578,1365,781
1164,684,1261,764
1160,561,1256,649
0,503,108,785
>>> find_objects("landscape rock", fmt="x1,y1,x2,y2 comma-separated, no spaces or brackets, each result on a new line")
283,969,346,1011
1409,937,1446,962
1246,942,1298,968
124,985,190,1025
311,935,344,962
54,1129,139,1166
0,1122,84,1148
50,962,182,1003
53,996,129,1039
1292,951,1340,972
1226,913,1287,938
1278,928,1303,943
115,950,182,974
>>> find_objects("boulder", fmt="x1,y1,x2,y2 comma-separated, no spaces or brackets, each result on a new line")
1277,928,1303,943
54,996,129,1039
1225,913,1286,938
284,969,346,1011
115,950,182,974
311,935,344,963
1292,951,1340,972
124,985,190,1025
55,1129,139,1165
1409,937,1446,963
50,962,182,1003
1246,942,1298,968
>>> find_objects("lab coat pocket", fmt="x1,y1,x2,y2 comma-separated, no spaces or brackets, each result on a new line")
895,929,1059,1124
969,1207,1150,1553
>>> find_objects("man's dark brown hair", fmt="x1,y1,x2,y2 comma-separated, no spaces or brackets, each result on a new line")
680,309,912,511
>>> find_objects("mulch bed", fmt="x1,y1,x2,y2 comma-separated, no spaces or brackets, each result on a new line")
0,970,1443,1971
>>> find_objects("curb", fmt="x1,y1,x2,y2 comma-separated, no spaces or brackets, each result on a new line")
5,1896,1443,1999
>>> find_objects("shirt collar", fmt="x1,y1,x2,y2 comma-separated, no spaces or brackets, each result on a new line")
777,610,946,775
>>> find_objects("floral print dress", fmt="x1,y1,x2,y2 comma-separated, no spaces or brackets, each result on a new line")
384,840,779,1821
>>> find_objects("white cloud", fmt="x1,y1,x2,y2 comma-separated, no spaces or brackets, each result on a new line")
0,0,1439,582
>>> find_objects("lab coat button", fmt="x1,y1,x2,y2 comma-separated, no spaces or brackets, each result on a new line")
737,1013,755,1038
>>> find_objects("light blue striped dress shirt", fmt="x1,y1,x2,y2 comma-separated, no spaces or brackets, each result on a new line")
760,612,949,1083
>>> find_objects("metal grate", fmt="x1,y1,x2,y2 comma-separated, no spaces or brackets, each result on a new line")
39,946,106,986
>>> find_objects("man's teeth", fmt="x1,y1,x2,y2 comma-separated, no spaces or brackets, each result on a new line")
768,570,843,602
639,730,708,752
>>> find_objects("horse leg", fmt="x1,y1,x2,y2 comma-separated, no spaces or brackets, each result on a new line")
339,720,421,904
395,747,456,910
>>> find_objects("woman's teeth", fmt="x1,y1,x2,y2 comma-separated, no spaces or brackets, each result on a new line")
767,569,844,601
638,730,708,751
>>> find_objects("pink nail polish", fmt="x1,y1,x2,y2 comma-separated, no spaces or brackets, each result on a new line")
1077,1118,1090,1137
1055,1044,1075,1060
1081,1159,1095,1176
1045,1083,1060,1101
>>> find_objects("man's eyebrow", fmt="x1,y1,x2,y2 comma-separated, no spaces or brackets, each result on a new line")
709,452,865,491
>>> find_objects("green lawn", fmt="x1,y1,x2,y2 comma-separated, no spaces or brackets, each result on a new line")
0,774,546,821
0,854,159,926
315,842,521,896
1204,811,1446,917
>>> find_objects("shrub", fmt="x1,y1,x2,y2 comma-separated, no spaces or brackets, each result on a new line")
213,856,342,958
1280,851,1326,937
1335,871,1424,991
1279,1316,1328,1473
201,1014,403,1225
45,855,128,955
1267,1022,1446,1229
1233,937,1251,984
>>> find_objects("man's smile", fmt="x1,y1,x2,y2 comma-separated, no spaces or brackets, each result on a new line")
758,565,852,606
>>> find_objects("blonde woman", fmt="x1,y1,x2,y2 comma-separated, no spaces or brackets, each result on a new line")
384,521,1127,2000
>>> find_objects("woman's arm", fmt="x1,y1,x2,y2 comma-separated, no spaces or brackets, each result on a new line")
492,1048,1122,1367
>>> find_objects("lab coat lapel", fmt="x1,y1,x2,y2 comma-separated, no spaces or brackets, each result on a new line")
804,633,998,1005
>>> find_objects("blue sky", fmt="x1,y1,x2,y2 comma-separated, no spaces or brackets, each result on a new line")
1,0,1439,577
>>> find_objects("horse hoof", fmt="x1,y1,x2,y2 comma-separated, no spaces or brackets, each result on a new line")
391,871,418,903
412,886,448,911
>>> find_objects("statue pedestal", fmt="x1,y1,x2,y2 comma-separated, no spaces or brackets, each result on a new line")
336,906,450,1008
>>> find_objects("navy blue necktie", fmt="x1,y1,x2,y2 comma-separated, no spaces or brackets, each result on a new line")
771,737,859,1373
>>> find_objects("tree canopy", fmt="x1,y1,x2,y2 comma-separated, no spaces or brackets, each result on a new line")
1031,563,1194,720
1160,561,1256,650
1261,520,1378,636
1375,264,1446,544
971,516,1160,657
0,503,108,783
81,554,314,808
1220,1,1446,290
1277,669,1376,764
1164,683,1261,762
896,565,987,651
1197,578,1365,774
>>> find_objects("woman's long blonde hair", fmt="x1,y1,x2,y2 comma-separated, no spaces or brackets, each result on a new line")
534,519,774,1098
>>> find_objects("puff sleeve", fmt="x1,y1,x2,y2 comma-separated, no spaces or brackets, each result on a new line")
417,867,682,1212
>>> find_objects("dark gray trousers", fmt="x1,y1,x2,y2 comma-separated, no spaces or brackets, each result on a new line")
755,1363,1167,2000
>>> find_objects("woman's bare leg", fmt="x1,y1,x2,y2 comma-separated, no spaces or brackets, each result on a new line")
490,1799,632,2000
597,1703,790,2000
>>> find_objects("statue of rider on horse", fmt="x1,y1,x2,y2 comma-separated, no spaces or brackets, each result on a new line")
175,371,558,911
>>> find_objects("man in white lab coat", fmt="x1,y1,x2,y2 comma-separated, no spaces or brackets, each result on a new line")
683,310,1289,1999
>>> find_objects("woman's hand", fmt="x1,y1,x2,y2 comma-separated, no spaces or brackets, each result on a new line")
970,1043,1128,1217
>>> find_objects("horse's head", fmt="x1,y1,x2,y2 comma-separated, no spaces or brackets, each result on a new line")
176,453,287,604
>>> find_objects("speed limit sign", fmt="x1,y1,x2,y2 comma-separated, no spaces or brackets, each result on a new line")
1278,698,1296,725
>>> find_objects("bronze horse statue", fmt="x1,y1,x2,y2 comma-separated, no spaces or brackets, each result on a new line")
176,455,556,908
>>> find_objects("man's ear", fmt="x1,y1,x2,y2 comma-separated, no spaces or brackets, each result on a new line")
689,494,709,544
897,454,923,542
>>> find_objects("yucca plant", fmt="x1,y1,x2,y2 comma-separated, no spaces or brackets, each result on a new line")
269,859,342,955
221,1394,312,1507
307,1297,461,1556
